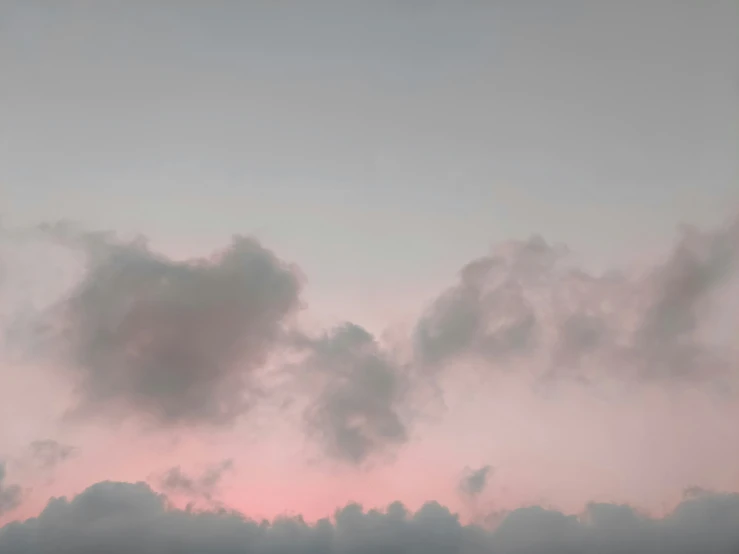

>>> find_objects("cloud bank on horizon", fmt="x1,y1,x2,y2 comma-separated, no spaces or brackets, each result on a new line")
1,480,739,554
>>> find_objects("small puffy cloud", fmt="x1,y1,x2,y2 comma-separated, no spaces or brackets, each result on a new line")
459,465,492,497
302,323,409,465
41,228,302,426
0,463,22,516
27,440,76,471
2,480,739,553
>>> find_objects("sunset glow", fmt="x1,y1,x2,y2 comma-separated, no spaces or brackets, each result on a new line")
1,2,738,553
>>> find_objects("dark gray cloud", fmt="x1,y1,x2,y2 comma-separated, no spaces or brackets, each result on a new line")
159,459,233,501
459,465,492,497
43,227,302,426
27,440,76,471
0,463,22,516
2,480,739,554
302,323,409,465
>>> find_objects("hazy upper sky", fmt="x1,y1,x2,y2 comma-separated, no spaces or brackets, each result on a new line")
1,2,738,553
3,0,738,326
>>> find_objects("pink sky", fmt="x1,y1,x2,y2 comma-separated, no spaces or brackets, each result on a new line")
1,218,739,531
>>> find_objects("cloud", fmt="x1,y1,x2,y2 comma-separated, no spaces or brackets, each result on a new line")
27,440,76,471
459,465,492,497
7,225,411,464
2,480,739,553
0,463,21,516
414,217,739,384
414,236,557,369
301,323,410,465
41,227,303,426
158,459,234,501
631,220,739,380
7,216,738,471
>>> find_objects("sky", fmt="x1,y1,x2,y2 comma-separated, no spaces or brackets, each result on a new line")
1,1,738,553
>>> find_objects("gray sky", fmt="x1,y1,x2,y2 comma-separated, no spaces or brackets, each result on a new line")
2,1,738,321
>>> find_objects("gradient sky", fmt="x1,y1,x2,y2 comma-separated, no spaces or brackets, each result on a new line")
1,1,739,550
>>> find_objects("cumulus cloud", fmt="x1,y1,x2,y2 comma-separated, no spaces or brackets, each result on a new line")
301,323,409,465
459,465,492,497
158,459,234,501
0,463,22,516
2,480,739,553
415,217,739,384
26,440,76,472
42,227,302,426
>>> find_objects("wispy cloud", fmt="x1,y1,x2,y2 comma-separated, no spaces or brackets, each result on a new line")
27,440,77,471
158,459,234,502
0,463,21,516
416,218,739,385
